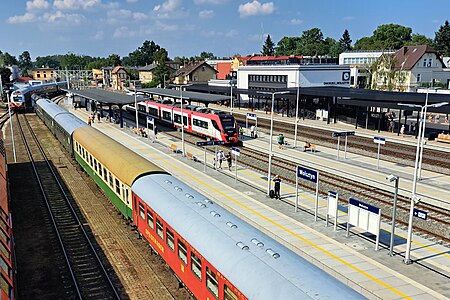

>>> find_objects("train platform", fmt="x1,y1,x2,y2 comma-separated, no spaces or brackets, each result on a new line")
66,105,450,300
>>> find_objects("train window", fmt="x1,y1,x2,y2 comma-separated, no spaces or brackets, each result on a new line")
139,204,145,220
224,285,238,300
162,111,171,121
191,252,202,280
103,167,107,181
0,218,7,233
0,242,9,260
94,159,98,172
138,103,146,112
89,155,92,166
0,256,9,276
149,107,158,116
211,120,220,131
193,119,198,126
124,188,129,204
174,114,181,124
0,275,10,298
98,164,102,177
156,219,163,239
147,210,154,230
109,173,113,188
183,116,188,126
177,240,187,265
206,267,219,299
115,179,120,194
0,229,7,244
166,228,174,251
220,117,235,130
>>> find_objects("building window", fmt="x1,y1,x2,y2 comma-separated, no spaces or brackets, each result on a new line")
423,59,427,67
427,59,432,67
417,74,421,82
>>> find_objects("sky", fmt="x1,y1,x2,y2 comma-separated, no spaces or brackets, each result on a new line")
1,0,449,61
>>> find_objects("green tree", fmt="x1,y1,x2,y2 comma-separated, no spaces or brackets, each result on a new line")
261,34,275,56
275,36,300,55
299,28,327,56
354,36,384,50
123,40,161,66
408,34,433,46
325,37,342,57
339,29,352,52
0,52,18,66
18,51,33,70
34,55,61,69
434,20,450,56
372,24,412,49
107,54,122,67
153,48,169,87
197,51,215,60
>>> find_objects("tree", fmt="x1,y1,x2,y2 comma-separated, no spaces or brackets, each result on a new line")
372,24,412,49
339,29,352,52
261,35,275,56
434,20,450,56
34,55,61,69
354,36,384,50
123,40,161,66
275,36,300,55
198,51,215,60
408,34,433,46
0,52,18,66
0,68,12,84
299,28,327,56
18,51,33,71
153,48,169,87
325,37,342,58
107,54,122,67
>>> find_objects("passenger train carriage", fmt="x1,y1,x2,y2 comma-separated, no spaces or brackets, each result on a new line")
131,100,239,144
36,99,364,300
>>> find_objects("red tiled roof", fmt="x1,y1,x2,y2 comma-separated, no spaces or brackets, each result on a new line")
394,45,444,70
112,66,125,74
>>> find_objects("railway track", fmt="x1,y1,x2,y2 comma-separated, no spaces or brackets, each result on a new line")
163,128,450,246
233,113,450,175
16,113,120,299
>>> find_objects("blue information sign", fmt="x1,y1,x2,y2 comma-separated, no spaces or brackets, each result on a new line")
246,113,257,120
332,131,355,138
349,198,380,215
413,208,428,220
296,166,318,183
147,116,154,124
196,140,225,147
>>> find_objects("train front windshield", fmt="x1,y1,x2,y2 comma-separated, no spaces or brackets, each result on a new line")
220,116,236,130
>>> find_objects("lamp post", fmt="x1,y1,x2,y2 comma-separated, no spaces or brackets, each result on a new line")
6,92,17,163
258,90,289,196
133,80,139,129
163,74,166,89
229,78,234,114
289,77,300,148
386,174,399,257
179,84,192,156
399,100,448,264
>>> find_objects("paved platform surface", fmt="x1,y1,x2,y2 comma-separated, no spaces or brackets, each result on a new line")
66,104,450,300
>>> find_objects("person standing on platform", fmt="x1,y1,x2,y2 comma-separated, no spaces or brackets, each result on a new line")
97,112,100,122
400,125,405,137
273,175,281,199
87,116,92,126
278,134,285,149
154,125,158,139
218,150,225,169
250,125,255,138
226,152,232,170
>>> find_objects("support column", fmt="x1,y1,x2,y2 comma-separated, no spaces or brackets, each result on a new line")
100,102,103,118
397,109,402,136
333,97,337,124
327,98,331,124
119,105,124,128
355,106,359,129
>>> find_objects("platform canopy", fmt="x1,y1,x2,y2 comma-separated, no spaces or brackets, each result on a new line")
66,88,137,105
138,87,230,104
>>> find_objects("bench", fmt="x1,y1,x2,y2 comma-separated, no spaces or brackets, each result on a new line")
169,144,178,153
436,134,450,144
186,152,198,162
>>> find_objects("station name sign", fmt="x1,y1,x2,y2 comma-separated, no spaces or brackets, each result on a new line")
196,140,225,147
332,131,355,138
349,198,380,215
296,166,318,183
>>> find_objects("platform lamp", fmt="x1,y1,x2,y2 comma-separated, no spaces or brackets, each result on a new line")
289,76,300,148
179,84,192,156
398,101,448,264
257,90,290,196
386,174,399,257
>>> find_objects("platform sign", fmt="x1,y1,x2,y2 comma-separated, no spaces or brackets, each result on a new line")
347,198,381,250
413,208,428,220
146,116,154,124
231,147,240,183
231,147,240,156
332,132,354,160
196,140,225,147
295,165,320,221
246,113,257,120
245,113,258,137
146,116,154,136
326,191,339,231
373,136,385,169
332,131,355,138
373,136,385,144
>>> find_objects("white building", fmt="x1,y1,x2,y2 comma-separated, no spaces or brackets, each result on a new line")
339,50,395,88
236,64,350,100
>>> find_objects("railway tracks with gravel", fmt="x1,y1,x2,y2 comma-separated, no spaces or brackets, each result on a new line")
233,113,450,175
163,127,450,247
15,113,120,299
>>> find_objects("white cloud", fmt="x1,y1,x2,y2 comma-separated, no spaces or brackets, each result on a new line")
201,30,218,37
113,26,137,38
225,29,238,37
7,13,36,24
199,9,215,19
26,0,49,10
133,12,148,20
290,18,302,25
194,0,228,4
153,0,181,12
127,0,138,2
43,11,84,25
53,0,101,10
239,1,274,18
92,30,104,40
155,20,179,32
